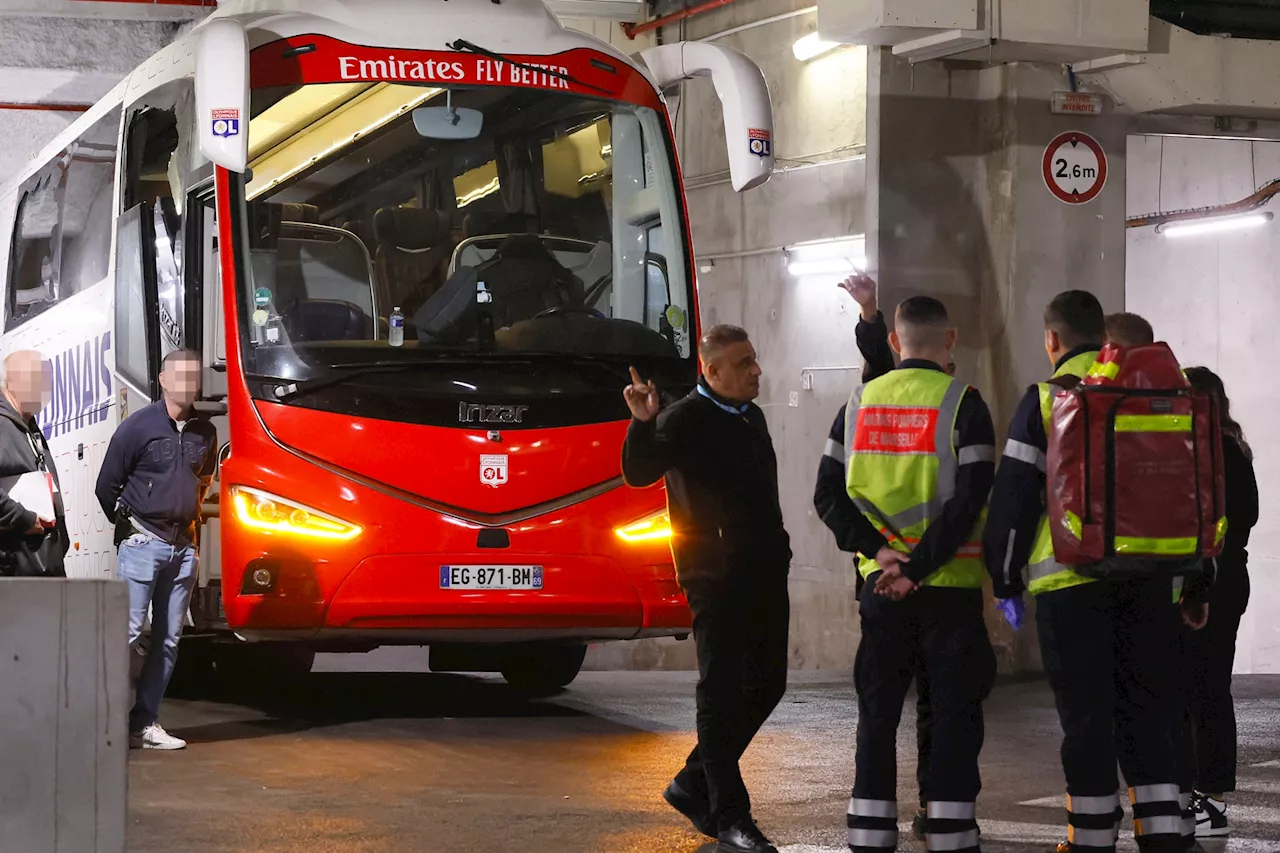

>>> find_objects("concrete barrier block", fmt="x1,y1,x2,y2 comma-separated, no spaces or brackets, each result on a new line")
0,579,129,853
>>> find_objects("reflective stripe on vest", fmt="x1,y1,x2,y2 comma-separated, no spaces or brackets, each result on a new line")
1027,350,1101,597
845,368,985,589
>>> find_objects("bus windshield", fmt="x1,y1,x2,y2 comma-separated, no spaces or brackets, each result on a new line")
235,82,694,398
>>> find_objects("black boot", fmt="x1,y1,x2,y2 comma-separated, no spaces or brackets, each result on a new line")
662,779,715,838
717,819,779,853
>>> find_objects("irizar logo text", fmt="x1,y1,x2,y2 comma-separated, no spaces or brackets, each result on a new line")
459,402,530,425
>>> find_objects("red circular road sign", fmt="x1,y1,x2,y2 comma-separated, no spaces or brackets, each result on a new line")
1042,131,1108,204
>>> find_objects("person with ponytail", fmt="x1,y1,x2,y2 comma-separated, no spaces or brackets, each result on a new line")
1181,367,1259,838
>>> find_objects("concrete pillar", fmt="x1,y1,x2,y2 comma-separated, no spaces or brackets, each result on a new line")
0,579,130,853
865,49,1128,671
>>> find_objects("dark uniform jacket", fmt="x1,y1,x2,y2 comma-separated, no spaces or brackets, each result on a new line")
621,379,791,605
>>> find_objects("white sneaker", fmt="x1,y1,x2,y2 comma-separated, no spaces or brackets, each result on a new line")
1192,793,1229,837
129,723,187,751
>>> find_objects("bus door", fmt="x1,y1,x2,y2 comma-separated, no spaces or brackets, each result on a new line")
113,84,229,631
187,185,229,631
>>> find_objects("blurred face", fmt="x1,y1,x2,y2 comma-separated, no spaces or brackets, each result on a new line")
3,352,50,417
160,356,202,410
704,340,762,403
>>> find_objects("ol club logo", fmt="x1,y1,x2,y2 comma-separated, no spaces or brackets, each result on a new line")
748,127,772,158
480,454,509,488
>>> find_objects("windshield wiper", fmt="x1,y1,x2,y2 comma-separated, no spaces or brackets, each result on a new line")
259,360,469,402
511,352,637,383
257,352,651,403
447,39,612,96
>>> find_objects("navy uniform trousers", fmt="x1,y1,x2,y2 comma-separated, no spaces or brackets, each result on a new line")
1037,577,1187,853
848,582,996,853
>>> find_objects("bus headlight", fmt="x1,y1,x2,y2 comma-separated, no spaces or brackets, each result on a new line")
229,487,362,541
615,511,673,544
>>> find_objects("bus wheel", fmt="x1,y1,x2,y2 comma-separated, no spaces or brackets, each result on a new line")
214,642,315,690
500,643,587,692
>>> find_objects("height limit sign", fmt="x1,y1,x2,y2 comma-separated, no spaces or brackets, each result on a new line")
1042,131,1107,204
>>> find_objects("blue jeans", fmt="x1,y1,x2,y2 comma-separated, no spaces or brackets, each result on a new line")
117,534,197,733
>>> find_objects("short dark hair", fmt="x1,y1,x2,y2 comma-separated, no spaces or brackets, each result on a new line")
1045,290,1105,350
895,296,950,349
161,349,200,371
699,324,750,364
897,296,949,327
1104,312,1155,347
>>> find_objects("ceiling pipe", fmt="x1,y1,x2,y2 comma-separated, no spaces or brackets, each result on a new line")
623,0,739,39
67,0,213,5
0,102,91,112
1126,178,1280,229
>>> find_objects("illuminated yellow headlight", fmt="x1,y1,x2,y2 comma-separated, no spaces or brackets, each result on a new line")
615,511,673,544
230,487,362,542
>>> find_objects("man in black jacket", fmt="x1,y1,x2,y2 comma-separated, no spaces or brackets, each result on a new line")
96,350,217,751
0,350,67,578
622,325,790,853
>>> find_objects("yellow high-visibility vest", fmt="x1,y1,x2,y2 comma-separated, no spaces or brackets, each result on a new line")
1026,350,1101,597
845,367,986,589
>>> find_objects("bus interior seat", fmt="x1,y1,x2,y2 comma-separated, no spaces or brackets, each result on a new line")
373,207,455,316
341,219,377,260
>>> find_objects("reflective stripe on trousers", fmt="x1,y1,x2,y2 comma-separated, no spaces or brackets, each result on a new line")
1065,792,1121,850
847,798,898,851
1129,783,1184,839
927,801,980,853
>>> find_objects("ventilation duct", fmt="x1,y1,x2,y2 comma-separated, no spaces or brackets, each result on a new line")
817,0,1150,64
1079,18,1280,119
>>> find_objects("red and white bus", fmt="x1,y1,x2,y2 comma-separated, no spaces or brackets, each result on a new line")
0,0,773,690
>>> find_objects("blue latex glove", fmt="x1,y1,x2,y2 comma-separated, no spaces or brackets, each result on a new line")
998,597,1026,631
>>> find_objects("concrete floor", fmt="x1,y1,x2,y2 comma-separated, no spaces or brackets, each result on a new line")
128,656,1280,853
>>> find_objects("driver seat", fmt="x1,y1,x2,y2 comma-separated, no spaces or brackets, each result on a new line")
475,234,584,329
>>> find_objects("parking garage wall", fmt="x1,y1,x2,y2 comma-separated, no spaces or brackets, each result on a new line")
586,0,869,672
592,3,1132,674
1126,134,1280,674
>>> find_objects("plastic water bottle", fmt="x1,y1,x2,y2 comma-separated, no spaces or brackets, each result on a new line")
388,306,405,347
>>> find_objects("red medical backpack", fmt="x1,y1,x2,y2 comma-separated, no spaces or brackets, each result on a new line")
1045,343,1226,575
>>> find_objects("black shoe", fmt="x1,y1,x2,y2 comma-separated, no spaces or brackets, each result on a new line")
662,779,715,839
912,807,928,840
717,820,778,853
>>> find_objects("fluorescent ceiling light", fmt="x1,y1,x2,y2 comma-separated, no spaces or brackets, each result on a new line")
1157,211,1274,238
785,235,866,278
793,33,840,62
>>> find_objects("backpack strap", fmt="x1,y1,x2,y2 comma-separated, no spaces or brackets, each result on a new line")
1046,374,1083,392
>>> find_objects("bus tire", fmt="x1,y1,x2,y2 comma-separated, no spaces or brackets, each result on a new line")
500,643,587,691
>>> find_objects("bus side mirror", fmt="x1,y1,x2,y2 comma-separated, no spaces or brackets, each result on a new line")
640,42,774,193
195,19,250,173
